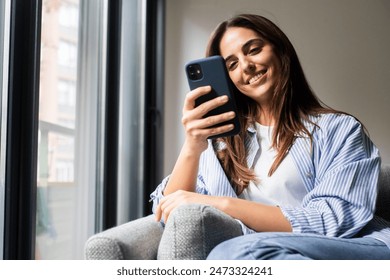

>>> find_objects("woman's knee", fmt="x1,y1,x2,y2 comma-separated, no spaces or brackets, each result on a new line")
208,233,310,260
207,234,257,260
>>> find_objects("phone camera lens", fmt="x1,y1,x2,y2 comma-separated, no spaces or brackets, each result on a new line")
187,64,203,80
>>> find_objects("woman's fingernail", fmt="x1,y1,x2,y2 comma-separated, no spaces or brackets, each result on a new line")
220,95,228,101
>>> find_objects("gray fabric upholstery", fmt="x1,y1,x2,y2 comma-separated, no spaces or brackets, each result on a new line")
376,165,390,221
85,165,390,260
84,215,163,260
157,204,242,260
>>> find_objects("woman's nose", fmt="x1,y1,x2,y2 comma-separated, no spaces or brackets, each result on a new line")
241,59,256,73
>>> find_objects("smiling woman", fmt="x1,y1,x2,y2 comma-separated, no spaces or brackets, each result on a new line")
150,13,390,260
86,12,390,260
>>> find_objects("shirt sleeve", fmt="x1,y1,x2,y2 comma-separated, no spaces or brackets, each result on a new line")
149,173,210,214
280,114,381,238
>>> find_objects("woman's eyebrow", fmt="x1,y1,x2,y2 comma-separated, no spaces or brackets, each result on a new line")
223,38,265,62
242,38,264,52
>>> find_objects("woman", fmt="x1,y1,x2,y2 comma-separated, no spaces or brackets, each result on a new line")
151,14,390,259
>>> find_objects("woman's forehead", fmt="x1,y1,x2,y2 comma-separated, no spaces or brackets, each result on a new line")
219,27,263,57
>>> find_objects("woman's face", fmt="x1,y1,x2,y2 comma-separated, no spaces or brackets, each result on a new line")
219,27,280,106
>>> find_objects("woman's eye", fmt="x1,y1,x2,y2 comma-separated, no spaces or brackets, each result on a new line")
227,61,238,70
249,47,261,55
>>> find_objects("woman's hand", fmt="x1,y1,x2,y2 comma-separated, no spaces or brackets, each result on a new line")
155,189,292,232
155,190,212,223
182,85,236,154
160,86,237,198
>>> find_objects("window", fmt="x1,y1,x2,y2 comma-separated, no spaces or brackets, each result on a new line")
58,40,78,68
36,0,102,259
0,0,163,260
57,80,76,117
59,2,78,29
36,0,152,259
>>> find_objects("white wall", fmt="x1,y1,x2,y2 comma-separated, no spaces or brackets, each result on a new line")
164,0,390,176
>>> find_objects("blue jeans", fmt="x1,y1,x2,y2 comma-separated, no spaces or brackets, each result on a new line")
207,232,390,260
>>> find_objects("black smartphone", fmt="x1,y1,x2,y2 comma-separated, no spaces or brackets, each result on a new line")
185,55,241,139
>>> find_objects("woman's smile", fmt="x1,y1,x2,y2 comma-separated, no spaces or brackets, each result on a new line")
247,69,267,85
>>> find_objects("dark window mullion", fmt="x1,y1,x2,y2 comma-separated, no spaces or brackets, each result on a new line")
4,0,42,260
143,0,165,215
102,0,122,230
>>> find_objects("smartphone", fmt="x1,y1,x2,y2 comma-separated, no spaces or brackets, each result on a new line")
185,55,241,139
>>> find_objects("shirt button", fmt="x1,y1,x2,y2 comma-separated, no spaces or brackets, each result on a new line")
306,172,312,178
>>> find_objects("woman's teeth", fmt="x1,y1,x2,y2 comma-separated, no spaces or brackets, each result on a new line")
249,72,264,84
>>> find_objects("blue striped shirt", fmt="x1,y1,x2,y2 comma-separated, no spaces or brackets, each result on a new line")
150,113,390,249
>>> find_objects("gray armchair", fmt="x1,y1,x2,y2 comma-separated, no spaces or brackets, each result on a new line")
84,165,390,260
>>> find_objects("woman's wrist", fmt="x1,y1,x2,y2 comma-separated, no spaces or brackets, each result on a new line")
182,138,208,156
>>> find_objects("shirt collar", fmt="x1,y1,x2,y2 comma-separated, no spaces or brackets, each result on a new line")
245,124,260,168
247,124,256,134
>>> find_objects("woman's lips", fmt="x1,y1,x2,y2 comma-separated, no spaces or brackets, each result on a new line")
248,70,267,85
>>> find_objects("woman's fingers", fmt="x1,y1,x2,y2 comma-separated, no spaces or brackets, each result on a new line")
192,95,229,119
187,95,231,122
181,85,237,144
183,86,231,119
155,191,206,223
155,194,179,222
183,86,212,111
161,201,176,223
204,123,235,138
185,111,236,138
183,90,234,127
200,110,236,129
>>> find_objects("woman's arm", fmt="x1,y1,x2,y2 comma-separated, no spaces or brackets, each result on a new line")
155,190,292,232
220,196,292,232
282,114,381,237
162,85,236,196
161,143,202,195
155,85,288,231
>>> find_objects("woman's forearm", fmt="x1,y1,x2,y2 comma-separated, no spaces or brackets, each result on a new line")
210,196,292,233
155,189,292,232
163,143,202,195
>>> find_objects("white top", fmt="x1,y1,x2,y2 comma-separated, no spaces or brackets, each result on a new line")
239,123,306,207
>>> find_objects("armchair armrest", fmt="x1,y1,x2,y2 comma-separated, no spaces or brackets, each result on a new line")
84,214,163,260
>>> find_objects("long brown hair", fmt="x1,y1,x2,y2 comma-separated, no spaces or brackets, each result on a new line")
206,14,339,194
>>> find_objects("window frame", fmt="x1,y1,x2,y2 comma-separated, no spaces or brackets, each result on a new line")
0,0,11,261
3,0,42,260
0,0,166,259
143,0,165,215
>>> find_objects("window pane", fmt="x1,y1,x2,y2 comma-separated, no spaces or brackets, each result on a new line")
36,0,147,259
37,0,104,259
